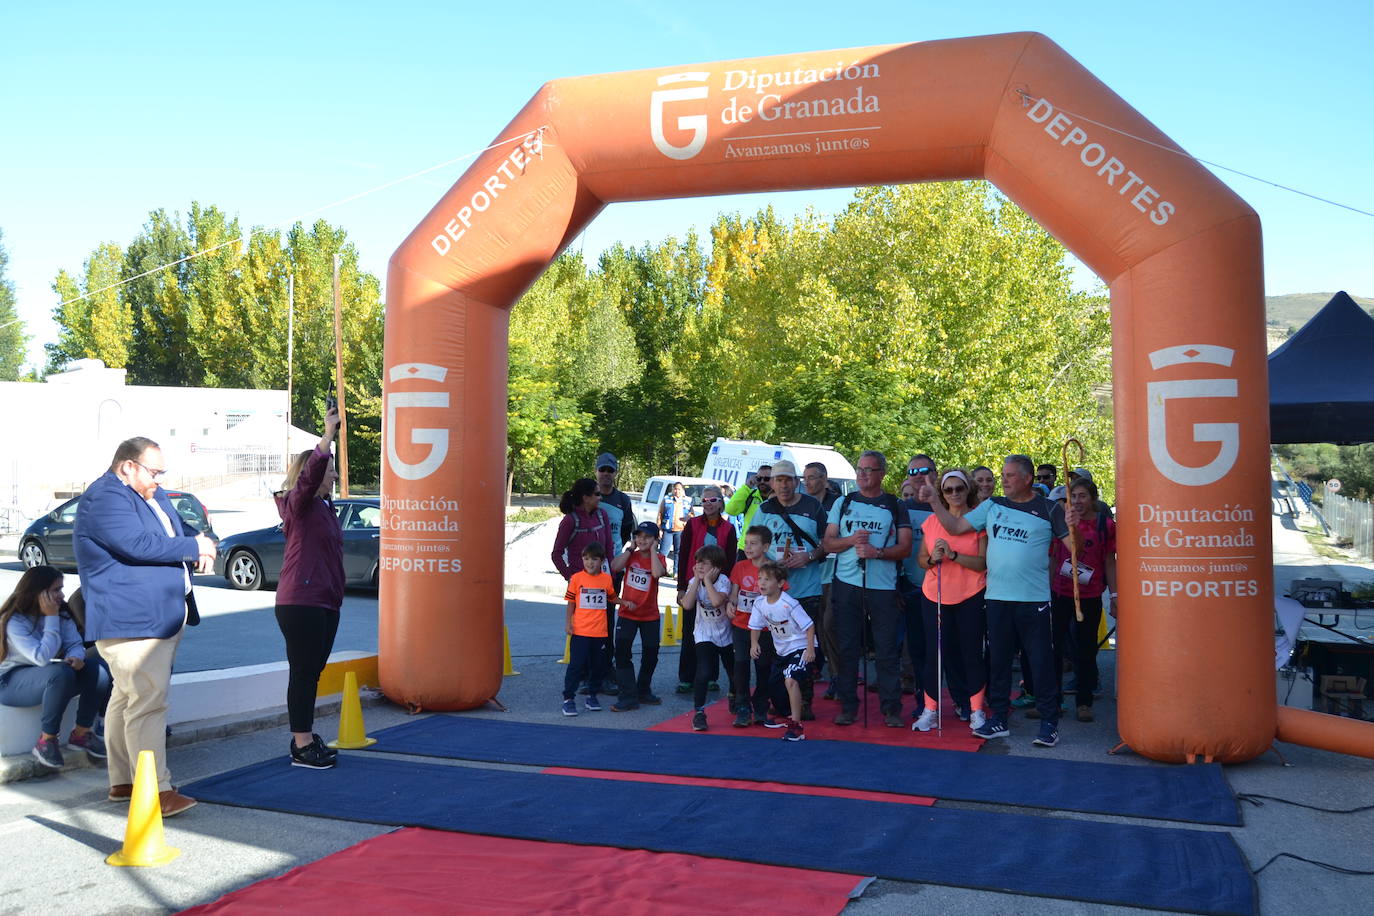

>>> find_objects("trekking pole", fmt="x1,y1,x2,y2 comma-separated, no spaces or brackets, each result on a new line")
935,560,944,736
1061,438,1086,623
860,555,869,729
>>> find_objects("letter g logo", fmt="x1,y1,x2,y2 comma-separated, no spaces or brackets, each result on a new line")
1145,346,1240,486
650,72,709,160
386,363,450,481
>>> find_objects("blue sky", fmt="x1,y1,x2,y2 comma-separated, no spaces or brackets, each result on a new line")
3,1,1370,371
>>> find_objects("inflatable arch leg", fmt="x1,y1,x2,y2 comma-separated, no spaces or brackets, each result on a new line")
380,32,1374,764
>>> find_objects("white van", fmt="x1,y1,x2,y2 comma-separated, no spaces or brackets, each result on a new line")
700,438,858,494
631,475,727,529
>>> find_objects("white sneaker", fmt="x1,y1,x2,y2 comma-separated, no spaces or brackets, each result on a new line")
969,709,987,731
911,707,938,732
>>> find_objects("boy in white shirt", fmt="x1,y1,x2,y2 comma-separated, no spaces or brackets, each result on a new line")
680,544,735,732
749,561,815,742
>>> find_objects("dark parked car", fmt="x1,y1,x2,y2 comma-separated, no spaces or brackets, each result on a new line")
18,490,216,571
213,497,381,591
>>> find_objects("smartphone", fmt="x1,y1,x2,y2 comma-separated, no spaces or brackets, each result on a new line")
326,394,337,412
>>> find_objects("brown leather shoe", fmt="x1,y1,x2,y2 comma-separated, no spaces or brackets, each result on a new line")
108,783,133,801
159,789,197,817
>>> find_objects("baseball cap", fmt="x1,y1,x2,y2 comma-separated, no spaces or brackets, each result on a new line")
771,459,797,478
1070,467,1093,482
635,520,660,538
1048,485,1068,501
595,452,619,471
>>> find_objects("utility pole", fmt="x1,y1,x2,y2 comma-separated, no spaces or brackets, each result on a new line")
286,272,294,470
332,254,350,497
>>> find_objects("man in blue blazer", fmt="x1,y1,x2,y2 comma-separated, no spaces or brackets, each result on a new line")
75,437,217,817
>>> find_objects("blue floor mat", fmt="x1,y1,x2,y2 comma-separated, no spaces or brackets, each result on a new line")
366,715,1240,826
184,755,1256,916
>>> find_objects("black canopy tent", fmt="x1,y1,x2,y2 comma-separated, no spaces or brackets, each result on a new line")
1268,291,1374,444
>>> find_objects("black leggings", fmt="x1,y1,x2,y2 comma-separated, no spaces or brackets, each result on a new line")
920,590,987,710
275,604,341,733
692,641,736,710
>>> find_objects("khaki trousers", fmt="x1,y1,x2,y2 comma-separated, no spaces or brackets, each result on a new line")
96,625,184,791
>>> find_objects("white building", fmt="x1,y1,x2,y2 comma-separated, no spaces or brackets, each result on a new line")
0,359,315,522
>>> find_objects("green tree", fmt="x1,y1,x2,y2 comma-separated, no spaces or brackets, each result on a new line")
0,228,27,379
47,241,131,371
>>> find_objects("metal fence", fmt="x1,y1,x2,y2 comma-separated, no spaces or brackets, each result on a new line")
1322,491,1374,561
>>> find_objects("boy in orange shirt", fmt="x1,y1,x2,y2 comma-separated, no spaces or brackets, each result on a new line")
610,521,668,711
563,543,622,716
728,526,776,727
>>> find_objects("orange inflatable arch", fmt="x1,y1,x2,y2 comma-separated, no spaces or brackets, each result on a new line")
380,32,1374,763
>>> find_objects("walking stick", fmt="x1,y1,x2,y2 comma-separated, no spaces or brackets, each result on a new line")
1061,438,1085,623
935,560,944,736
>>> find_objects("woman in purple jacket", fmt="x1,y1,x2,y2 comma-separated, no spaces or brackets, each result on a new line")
274,406,343,769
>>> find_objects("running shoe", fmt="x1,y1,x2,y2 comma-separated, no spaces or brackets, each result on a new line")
1011,692,1036,709
1033,725,1059,748
973,716,1010,739
561,699,578,717
639,692,663,705
289,737,335,769
783,723,805,742
761,716,786,729
911,708,938,732
968,709,987,732
692,710,708,731
67,729,107,759
733,708,752,728
584,695,603,712
32,736,63,769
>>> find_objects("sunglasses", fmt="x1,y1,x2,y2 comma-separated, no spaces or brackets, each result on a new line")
702,497,722,503
756,476,771,482
942,485,968,494
907,466,933,476
597,466,616,473
1036,473,1055,481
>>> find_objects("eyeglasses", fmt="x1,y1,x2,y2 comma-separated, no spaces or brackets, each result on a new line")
133,460,166,480
907,467,933,476
942,485,968,494
702,497,722,503
857,466,883,474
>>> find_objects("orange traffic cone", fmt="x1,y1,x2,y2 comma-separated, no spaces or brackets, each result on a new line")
503,625,521,676
328,670,377,749
106,749,179,867
661,606,678,647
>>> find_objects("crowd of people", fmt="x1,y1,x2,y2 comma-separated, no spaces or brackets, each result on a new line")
552,451,1117,746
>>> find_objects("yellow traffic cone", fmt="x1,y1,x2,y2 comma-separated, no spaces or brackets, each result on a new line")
503,625,521,676
661,606,678,647
106,749,179,867
557,634,571,664
328,670,377,749
674,606,685,641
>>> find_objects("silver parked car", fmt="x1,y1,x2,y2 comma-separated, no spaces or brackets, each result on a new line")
213,497,380,590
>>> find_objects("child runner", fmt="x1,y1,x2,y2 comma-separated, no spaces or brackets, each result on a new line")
680,544,734,732
727,526,773,727
609,521,667,711
562,543,621,716
750,561,816,742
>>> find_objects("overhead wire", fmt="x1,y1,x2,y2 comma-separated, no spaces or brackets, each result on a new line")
1015,90,1374,220
51,127,548,310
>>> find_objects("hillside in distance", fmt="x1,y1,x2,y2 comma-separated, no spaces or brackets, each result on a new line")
1267,291,1374,332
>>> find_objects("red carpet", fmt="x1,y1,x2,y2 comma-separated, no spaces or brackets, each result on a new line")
543,766,936,806
650,684,984,752
182,827,868,915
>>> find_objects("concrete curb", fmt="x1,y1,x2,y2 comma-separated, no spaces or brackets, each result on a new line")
0,693,390,785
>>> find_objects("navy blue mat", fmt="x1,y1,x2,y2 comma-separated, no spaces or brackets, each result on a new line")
367,715,1240,826
185,755,1255,916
